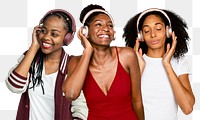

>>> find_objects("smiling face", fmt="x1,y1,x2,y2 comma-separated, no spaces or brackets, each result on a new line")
38,16,67,55
87,13,115,46
142,14,167,51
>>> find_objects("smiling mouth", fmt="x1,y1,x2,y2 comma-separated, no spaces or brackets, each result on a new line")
98,34,109,38
42,42,52,48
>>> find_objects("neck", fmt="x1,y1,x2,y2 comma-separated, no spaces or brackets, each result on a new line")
90,47,113,68
146,48,165,58
45,49,62,63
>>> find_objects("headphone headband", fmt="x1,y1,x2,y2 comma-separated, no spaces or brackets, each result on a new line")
82,9,114,26
40,9,76,33
39,9,76,45
136,8,171,33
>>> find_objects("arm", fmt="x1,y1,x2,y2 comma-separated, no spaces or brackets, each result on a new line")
14,25,40,77
121,47,144,120
163,32,195,114
5,25,41,93
62,28,93,101
5,55,29,93
134,39,145,74
164,64,195,114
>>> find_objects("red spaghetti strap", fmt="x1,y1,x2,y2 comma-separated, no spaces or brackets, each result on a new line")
115,46,119,61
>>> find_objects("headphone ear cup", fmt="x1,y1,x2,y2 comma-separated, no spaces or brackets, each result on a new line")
166,25,172,38
63,33,74,46
137,31,144,42
82,26,89,37
113,32,116,40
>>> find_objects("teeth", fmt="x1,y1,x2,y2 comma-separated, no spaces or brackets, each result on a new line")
99,35,109,38
43,43,51,47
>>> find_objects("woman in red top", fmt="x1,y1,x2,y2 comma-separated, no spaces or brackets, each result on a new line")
62,4,144,120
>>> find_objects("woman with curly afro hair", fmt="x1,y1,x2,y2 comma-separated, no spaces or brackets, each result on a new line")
123,8,195,120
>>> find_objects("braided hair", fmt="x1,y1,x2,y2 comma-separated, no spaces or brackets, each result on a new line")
29,11,72,94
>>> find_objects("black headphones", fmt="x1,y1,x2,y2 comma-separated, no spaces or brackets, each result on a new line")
136,8,172,42
39,9,76,46
81,9,115,39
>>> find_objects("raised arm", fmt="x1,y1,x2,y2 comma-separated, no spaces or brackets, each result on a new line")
5,25,41,93
163,32,195,114
62,28,93,101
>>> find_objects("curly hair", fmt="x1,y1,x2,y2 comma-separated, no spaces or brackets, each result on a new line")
80,4,105,26
123,8,190,60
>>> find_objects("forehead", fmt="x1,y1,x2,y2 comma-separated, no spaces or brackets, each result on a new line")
143,14,164,24
44,16,64,27
92,13,112,22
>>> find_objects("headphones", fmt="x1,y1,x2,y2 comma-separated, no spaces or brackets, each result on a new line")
81,9,115,39
136,8,172,42
39,9,76,46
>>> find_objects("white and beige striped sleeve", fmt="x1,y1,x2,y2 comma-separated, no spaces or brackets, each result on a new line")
5,55,29,94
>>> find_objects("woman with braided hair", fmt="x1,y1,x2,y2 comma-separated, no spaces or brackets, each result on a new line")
5,9,86,120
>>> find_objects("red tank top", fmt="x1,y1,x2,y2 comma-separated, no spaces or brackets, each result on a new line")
83,47,138,120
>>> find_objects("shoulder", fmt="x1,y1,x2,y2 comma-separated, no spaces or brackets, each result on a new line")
115,47,138,68
171,56,190,76
68,55,82,65
116,46,136,59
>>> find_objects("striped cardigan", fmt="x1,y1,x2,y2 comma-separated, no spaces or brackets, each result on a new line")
5,48,74,120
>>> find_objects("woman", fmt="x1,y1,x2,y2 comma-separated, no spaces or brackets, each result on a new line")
5,9,80,120
123,8,195,120
62,4,144,120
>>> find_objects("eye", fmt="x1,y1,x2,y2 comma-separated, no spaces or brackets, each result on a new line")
40,28,47,34
95,23,102,27
51,32,58,37
108,23,114,28
156,27,162,31
143,27,150,34
155,24,163,31
144,30,149,33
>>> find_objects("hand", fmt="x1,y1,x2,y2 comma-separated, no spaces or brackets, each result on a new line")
77,27,93,52
134,38,145,73
162,31,177,65
31,24,42,50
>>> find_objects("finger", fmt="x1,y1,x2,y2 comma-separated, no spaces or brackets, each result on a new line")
166,43,170,53
77,29,81,40
134,38,140,51
139,48,143,56
171,31,177,49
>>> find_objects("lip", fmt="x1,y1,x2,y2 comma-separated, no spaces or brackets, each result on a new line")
150,40,159,45
41,42,52,49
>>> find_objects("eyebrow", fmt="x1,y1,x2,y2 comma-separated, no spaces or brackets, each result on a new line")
143,22,163,28
42,26,61,33
51,29,61,33
93,19,113,24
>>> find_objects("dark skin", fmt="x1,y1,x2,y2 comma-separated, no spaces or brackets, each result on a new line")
62,13,144,120
134,14,195,114
14,16,67,77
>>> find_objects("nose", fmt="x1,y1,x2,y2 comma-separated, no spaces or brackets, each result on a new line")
101,25,109,32
43,32,51,40
150,29,156,38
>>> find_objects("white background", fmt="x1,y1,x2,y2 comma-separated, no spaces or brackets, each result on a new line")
0,0,199,119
